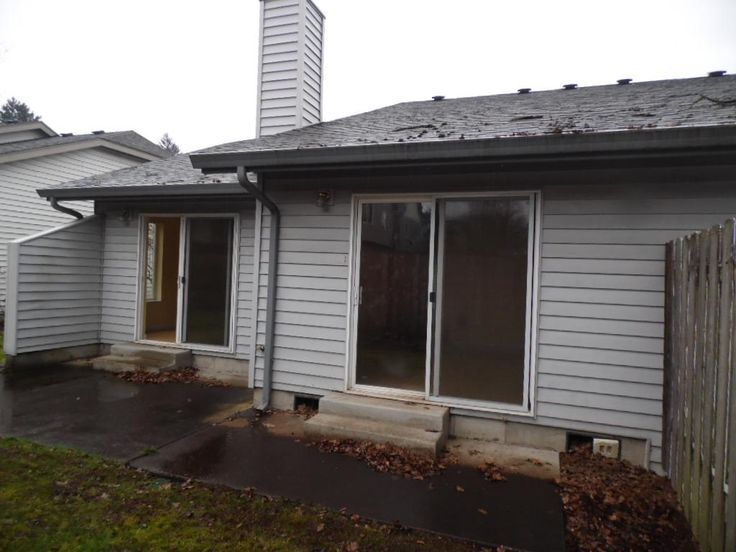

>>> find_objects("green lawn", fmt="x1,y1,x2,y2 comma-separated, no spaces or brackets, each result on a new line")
0,438,484,552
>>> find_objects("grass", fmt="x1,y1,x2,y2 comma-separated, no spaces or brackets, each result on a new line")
0,438,484,552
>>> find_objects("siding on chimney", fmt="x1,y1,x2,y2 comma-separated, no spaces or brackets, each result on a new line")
256,0,324,137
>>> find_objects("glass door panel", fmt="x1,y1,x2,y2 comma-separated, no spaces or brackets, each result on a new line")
143,217,180,342
433,197,531,405
355,201,432,392
182,217,234,347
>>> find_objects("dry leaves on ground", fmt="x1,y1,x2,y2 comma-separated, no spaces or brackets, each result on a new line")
117,368,230,387
314,439,456,480
293,404,317,420
478,462,507,482
559,447,697,552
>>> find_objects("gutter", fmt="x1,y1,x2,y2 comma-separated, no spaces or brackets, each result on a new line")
37,182,245,201
191,125,736,173
237,167,279,411
49,197,84,219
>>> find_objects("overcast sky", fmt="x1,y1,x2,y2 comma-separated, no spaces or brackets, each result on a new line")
1,0,734,152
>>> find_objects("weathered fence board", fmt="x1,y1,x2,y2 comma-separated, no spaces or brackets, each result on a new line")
665,220,736,552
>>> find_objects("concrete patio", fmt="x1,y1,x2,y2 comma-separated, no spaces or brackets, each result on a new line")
0,363,565,550
0,362,251,460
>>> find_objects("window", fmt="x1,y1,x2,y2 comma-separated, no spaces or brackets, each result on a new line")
145,222,164,302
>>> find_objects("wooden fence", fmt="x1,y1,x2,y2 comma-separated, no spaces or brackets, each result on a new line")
664,219,736,552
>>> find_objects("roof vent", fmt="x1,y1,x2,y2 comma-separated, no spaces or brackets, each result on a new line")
60,133,73,137
92,130,105,134
432,95,445,101
617,78,632,85
518,88,531,94
708,70,727,77
563,83,578,90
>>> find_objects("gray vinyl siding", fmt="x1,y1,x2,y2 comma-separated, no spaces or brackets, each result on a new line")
253,190,350,393
98,208,256,360
236,207,256,360
536,185,736,469
251,178,736,470
302,0,323,126
0,128,48,144
0,148,140,312
257,0,323,136
99,215,139,344
9,216,103,353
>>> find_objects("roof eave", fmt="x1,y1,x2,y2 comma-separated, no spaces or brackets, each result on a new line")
0,120,57,137
0,138,164,165
37,182,245,201
190,125,736,173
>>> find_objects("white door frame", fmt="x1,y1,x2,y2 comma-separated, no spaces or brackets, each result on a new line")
135,212,240,354
346,191,541,416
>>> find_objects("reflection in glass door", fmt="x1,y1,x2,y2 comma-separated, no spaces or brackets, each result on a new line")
432,196,533,406
182,217,234,347
354,201,432,392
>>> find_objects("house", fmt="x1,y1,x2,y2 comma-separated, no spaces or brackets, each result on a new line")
4,0,736,473
0,121,168,316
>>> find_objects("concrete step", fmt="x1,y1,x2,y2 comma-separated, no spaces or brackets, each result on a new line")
91,355,166,374
110,343,192,369
447,437,560,480
318,392,448,432
304,413,447,456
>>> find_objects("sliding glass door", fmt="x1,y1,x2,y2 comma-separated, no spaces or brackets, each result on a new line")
140,214,237,351
350,193,537,410
353,200,432,393
182,217,234,347
432,196,534,407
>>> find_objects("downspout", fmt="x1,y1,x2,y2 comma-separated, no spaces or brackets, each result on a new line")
49,197,84,219
237,166,279,410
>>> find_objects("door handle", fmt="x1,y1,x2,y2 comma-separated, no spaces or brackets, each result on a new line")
359,286,363,305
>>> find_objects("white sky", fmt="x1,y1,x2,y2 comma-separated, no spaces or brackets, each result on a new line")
1,0,734,152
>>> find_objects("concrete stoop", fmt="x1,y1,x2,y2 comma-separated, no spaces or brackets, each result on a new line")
304,393,449,456
91,343,192,374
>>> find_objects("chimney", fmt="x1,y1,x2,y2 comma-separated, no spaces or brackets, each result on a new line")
256,0,325,137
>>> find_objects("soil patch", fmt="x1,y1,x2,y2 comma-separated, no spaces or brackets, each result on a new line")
559,447,697,551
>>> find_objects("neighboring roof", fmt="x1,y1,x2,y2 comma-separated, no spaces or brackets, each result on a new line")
38,152,240,199
0,120,57,139
192,74,736,171
0,130,169,164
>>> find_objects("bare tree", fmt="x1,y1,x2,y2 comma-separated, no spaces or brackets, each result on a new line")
158,133,180,155
0,97,41,123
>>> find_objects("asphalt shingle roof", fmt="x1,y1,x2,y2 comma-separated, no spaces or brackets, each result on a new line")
205,75,736,155
47,152,238,192
43,74,736,195
0,130,168,159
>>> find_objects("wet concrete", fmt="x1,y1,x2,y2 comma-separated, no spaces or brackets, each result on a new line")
133,420,565,551
0,363,251,460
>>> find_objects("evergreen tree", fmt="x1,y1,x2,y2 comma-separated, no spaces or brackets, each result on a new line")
158,133,180,155
0,97,41,123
